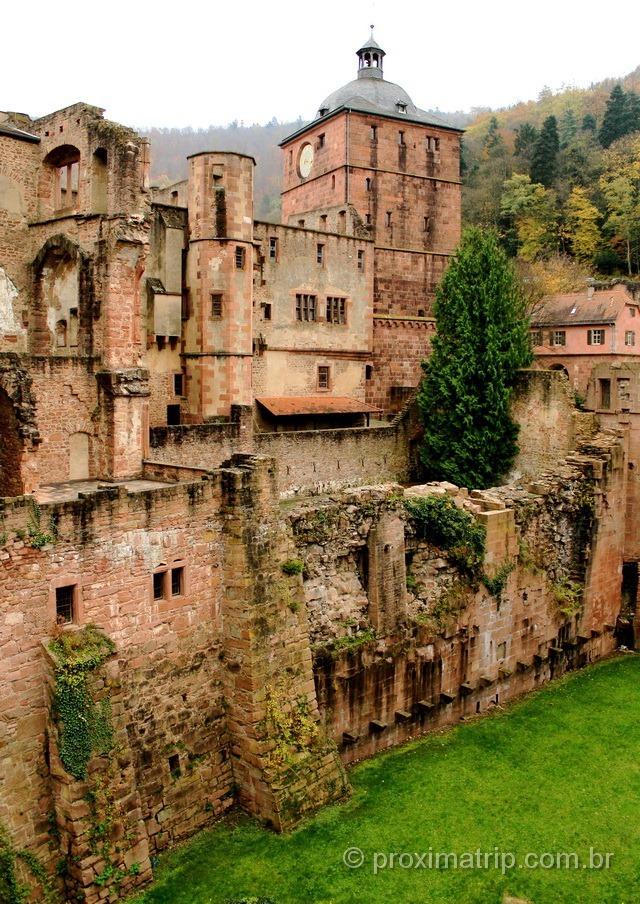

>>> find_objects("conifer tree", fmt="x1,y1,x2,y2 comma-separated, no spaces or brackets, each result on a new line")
599,85,630,148
417,228,533,489
530,116,560,186
582,113,597,132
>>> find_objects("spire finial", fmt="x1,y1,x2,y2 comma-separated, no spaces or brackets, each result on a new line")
370,24,375,38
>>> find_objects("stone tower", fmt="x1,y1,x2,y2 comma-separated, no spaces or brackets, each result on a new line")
185,152,255,419
279,31,464,413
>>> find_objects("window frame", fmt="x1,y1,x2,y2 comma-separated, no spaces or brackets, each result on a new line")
295,293,317,322
317,365,331,391
211,293,223,319
552,330,566,347
326,296,347,325
625,330,635,347
234,245,246,270
587,328,605,346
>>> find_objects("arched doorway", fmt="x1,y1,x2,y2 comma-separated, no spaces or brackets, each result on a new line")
549,363,569,379
0,387,24,496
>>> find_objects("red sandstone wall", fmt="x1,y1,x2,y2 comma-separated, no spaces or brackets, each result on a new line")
0,479,233,875
290,432,624,763
367,318,435,414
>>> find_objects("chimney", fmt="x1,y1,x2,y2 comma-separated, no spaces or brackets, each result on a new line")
586,278,595,301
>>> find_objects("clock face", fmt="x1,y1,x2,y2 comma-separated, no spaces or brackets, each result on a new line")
298,143,314,178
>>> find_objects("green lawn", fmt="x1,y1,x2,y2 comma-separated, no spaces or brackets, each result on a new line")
130,656,640,904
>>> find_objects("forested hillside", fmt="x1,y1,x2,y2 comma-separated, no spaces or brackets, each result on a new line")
463,66,640,280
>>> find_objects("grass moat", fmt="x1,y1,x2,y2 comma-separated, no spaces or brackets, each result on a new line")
130,655,640,904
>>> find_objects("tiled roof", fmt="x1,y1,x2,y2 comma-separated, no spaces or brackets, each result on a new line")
256,396,381,416
532,284,638,327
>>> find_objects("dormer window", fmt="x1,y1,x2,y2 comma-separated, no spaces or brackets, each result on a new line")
397,102,407,114
318,107,329,117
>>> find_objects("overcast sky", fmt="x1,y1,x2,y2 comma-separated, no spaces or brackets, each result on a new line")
3,0,639,129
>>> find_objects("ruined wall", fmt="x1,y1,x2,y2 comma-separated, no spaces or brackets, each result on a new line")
509,369,599,480
146,407,412,496
255,422,410,495
284,430,625,763
0,131,39,353
0,479,233,900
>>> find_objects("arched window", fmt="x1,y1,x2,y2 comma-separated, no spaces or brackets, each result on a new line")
42,145,81,215
55,319,67,347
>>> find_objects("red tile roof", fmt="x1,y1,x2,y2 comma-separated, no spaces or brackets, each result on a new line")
533,284,638,327
255,396,381,416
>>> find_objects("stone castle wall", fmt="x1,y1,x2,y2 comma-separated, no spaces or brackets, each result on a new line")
285,430,625,763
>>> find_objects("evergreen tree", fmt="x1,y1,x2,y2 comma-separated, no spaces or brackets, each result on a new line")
417,228,532,489
599,85,629,148
626,91,640,134
530,116,560,186
482,116,505,158
514,123,538,169
559,109,578,148
582,113,597,132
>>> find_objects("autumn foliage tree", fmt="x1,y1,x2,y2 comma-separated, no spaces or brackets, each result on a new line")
418,228,532,490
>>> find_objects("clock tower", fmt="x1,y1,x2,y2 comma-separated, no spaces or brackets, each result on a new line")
279,31,464,413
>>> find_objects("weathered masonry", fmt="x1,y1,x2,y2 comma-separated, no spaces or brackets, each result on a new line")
0,394,630,901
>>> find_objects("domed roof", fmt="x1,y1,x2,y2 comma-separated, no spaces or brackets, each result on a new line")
319,78,416,120
315,31,456,130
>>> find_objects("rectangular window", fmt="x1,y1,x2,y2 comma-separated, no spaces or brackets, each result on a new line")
625,330,635,346
552,330,566,347
298,219,305,227
316,243,325,265
630,307,637,317
370,125,377,142
171,566,184,597
211,293,223,318
326,296,346,324
398,130,405,146
423,216,430,233
386,211,392,227
531,330,543,346
295,293,317,322
153,572,165,601
357,249,365,271
320,214,327,230
174,373,184,396
269,236,278,260
587,328,605,345
55,585,75,623
263,303,272,321
235,246,246,269
318,365,330,390
318,133,325,148
599,378,611,410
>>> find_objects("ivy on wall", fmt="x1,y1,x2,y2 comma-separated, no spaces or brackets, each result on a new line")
49,625,116,780
404,495,487,580
0,822,55,904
